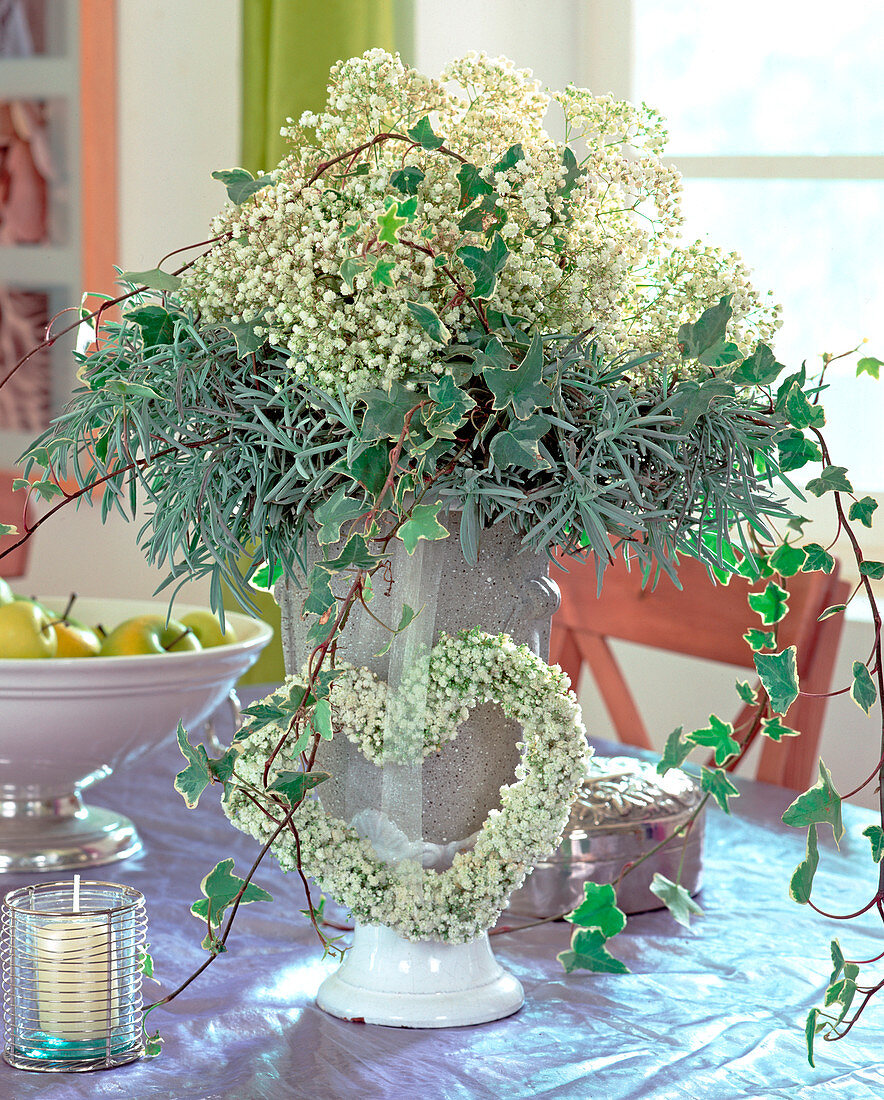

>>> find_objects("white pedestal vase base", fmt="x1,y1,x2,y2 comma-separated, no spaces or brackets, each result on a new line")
316,923,524,1028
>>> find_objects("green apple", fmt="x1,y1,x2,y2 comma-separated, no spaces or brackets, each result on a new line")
53,618,102,658
0,599,58,658
0,578,13,606
98,614,203,656
179,610,238,648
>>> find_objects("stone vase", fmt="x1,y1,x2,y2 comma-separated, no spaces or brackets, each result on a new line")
275,513,560,1026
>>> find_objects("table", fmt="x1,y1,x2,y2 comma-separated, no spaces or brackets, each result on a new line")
2,698,884,1099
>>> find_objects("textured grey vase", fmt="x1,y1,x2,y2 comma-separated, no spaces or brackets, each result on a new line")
275,513,560,844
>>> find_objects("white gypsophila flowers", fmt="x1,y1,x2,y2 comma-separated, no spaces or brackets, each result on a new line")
180,49,779,398
223,629,592,942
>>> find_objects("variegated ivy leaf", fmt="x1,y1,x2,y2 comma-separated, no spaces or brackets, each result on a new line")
190,858,273,930
700,766,739,813
0,523,17,537
117,267,181,292
649,873,704,929
806,464,853,497
754,646,799,714
777,428,822,473
376,198,410,245
743,629,776,652
817,603,847,622
565,882,627,938
321,534,377,573
406,301,451,346
859,560,884,580
850,661,877,714
489,414,552,471
687,715,739,766
760,716,800,742
125,305,175,348
267,770,330,807
457,232,509,299
309,698,333,740
862,824,884,862
782,759,843,844
789,823,819,904
407,115,444,150
783,382,826,430
558,928,629,975
731,341,785,386
735,680,758,705
216,312,268,357
396,502,449,555
657,726,691,775
314,486,367,545
677,295,732,360
769,543,806,577
801,543,836,574
748,580,789,625
390,166,425,195
848,495,878,528
174,723,211,809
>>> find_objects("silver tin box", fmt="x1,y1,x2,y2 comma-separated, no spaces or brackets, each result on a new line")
507,755,704,918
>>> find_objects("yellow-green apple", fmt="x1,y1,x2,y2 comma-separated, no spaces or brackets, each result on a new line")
179,610,238,648
0,599,58,658
53,618,102,658
98,614,202,656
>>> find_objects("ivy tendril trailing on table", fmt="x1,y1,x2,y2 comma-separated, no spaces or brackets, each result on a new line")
0,51,883,1065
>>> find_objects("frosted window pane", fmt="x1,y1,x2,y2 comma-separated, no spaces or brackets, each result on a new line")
634,1,884,155
678,179,884,489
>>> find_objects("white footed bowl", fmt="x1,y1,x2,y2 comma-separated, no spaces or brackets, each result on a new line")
0,596,273,873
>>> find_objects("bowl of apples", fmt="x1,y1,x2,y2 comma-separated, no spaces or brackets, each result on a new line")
0,581,273,873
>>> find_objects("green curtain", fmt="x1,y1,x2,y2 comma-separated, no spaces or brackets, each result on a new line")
233,0,398,685
242,0,396,173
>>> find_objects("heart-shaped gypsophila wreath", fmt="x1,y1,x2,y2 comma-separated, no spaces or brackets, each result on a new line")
224,630,590,942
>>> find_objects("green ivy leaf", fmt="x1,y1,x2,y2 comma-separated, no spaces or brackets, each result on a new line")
425,374,476,439
786,515,812,535
456,162,493,207
748,580,789,625
565,882,627,938
859,560,884,580
126,305,175,348
190,858,273,927
268,769,330,806
492,143,525,175
29,480,64,502
396,502,449,555
323,534,377,573
407,116,444,150
174,723,211,809
687,715,740,765
361,382,420,440
850,660,877,714
754,646,799,714
406,300,451,345
216,314,268,357
735,552,774,581
677,295,732,360
731,342,785,386
104,379,162,401
777,429,822,472
649,873,704,928
309,698,333,740
805,1007,821,1068
743,629,776,652
802,543,836,574
117,267,181,292
735,680,758,705
789,823,819,904
769,543,806,577
671,378,736,432
782,759,843,843
806,465,853,497
390,167,425,195
557,928,629,975
376,201,409,245
700,766,740,813
760,716,800,742
783,382,826,430
211,167,275,204
346,442,392,501
489,414,552,471
484,332,552,420
457,232,509,299
857,356,883,379
657,726,691,775
314,486,367,545
144,1029,164,1059
862,824,884,862
849,496,878,528
138,946,158,982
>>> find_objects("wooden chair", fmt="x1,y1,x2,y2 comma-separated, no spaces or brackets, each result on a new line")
550,550,851,791
0,471,32,579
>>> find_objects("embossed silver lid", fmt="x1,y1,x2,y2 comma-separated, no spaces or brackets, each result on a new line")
569,755,703,833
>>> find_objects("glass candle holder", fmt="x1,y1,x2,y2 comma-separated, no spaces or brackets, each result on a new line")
1,880,146,1072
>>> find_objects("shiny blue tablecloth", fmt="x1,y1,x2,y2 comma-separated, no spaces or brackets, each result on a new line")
2,695,884,1100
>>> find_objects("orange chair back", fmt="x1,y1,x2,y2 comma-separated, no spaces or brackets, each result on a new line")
550,550,850,790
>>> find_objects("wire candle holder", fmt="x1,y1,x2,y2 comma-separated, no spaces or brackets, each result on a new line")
1,879,146,1072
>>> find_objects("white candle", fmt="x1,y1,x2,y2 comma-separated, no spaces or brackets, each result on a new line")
34,890,119,1042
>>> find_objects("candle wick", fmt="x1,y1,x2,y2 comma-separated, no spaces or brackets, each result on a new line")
72,874,80,914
